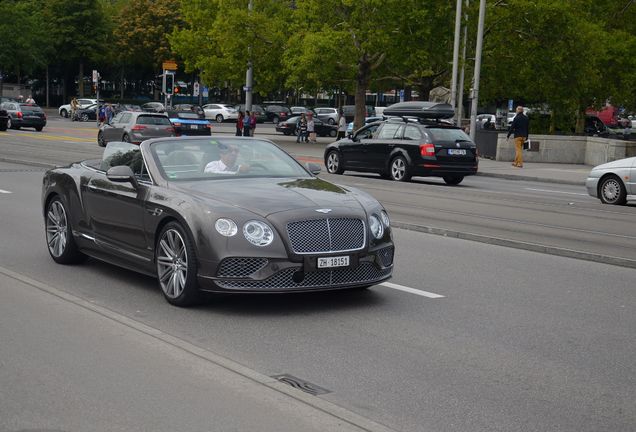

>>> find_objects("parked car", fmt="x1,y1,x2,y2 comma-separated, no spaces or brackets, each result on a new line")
275,116,338,137
202,103,238,123
324,101,478,185
314,107,339,125
585,156,635,205
234,104,267,123
41,137,394,306
290,106,315,116
0,96,18,104
113,104,143,114
0,102,47,131
347,116,384,135
98,112,175,146
263,105,291,124
476,114,497,130
342,105,375,122
0,108,9,131
59,98,100,118
141,102,165,113
166,106,212,136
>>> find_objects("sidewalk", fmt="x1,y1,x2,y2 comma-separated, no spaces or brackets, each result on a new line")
476,158,591,185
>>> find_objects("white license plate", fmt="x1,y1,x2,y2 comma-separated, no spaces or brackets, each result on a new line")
317,256,350,268
190,124,198,129
448,149,467,155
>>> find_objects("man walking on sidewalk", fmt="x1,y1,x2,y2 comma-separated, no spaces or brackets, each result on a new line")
507,106,529,168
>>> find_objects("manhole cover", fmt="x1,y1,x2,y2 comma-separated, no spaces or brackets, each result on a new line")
272,374,331,395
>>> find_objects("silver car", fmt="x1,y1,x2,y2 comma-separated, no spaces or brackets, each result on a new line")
202,103,238,123
585,156,636,205
314,107,339,125
98,112,175,146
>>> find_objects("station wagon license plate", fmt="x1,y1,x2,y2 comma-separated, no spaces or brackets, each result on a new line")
317,255,350,268
190,124,198,129
448,149,467,155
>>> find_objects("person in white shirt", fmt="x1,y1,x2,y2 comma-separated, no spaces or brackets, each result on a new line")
204,143,249,174
337,109,347,140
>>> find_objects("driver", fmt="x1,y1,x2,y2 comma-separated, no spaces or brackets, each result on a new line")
204,143,249,174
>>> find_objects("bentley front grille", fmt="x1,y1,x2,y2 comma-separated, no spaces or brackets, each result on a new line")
215,261,391,290
286,218,365,254
217,257,269,278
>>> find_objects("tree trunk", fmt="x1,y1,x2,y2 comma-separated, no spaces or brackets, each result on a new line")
120,67,125,99
574,108,585,134
78,61,84,97
355,58,371,130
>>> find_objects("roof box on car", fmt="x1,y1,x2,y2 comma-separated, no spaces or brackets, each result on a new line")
383,101,454,119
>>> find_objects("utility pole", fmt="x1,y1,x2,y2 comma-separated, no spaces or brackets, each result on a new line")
450,0,463,124
469,0,486,141
244,0,254,112
457,0,469,126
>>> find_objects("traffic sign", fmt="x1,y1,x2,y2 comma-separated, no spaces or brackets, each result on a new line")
162,60,178,71
193,82,200,97
243,86,251,92
92,70,99,83
202,86,209,97
508,99,514,111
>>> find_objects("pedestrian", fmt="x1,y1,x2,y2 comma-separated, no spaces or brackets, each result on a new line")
337,109,347,140
243,110,251,137
25,95,35,104
507,106,529,168
98,104,106,125
307,112,316,143
249,111,256,136
70,97,79,121
297,113,307,143
236,111,244,136
106,103,114,124
622,118,631,140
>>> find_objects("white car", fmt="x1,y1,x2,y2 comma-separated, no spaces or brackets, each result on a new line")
202,103,238,123
58,98,100,118
585,156,636,205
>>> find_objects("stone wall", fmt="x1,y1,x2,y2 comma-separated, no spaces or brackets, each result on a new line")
495,134,636,165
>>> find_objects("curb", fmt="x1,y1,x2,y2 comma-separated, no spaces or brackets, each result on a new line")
475,171,584,186
392,221,636,269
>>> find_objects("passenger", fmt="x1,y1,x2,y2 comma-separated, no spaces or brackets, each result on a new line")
203,143,249,174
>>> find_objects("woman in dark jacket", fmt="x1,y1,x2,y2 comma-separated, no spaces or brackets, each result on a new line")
236,111,244,136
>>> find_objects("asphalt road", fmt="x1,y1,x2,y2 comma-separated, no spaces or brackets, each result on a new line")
0,121,635,431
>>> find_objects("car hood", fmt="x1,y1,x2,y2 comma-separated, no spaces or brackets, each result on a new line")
171,177,367,217
591,157,636,172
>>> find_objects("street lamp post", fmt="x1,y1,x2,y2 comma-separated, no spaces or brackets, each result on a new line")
245,0,253,112
469,0,486,141
450,0,463,124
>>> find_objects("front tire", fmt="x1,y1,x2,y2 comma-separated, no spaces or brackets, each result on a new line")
443,175,464,185
599,175,627,205
7,118,12,129
60,109,68,118
35,126,43,132
45,197,86,264
156,222,201,307
389,156,411,182
81,113,89,122
329,129,337,137
215,114,224,123
97,131,106,147
328,118,335,125
326,150,344,174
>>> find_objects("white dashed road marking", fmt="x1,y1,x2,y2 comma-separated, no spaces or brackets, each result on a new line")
0,189,12,194
380,282,445,298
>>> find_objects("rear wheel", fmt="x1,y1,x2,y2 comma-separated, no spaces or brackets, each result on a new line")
122,133,131,143
97,131,106,147
45,197,86,264
80,113,89,122
599,175,627,205
329,129,337,137
35,126,43,132
443,175,464,185
326,150,344,174
389,156,411,182
215,114,224,123
7,118,12,129
156,222,201,307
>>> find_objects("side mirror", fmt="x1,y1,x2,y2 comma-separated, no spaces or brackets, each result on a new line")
305,162,321,175
107,165,138,188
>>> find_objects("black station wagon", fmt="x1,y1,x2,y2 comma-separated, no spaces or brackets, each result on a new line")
324,101,478,185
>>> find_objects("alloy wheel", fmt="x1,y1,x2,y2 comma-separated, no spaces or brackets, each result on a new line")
157,229,188,299
46,201,68,258
327,151,342,174
391,158,406,181
600,176,626,205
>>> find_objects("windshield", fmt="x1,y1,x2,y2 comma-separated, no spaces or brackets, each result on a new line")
151,138,310,181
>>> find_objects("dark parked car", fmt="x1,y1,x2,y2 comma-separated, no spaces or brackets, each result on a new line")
324,101,478,185
263,105,291,124
42,137,394,306
0,108,8,131
0,102,47,131
74,103,99,122
234,104,267,123
276,116,337,137
342,104,375,122
166,106,212,136
98,112,175,146
141,102,165,113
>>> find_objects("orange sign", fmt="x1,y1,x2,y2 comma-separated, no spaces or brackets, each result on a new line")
162,60,178,71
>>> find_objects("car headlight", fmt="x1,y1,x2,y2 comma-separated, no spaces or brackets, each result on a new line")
380,210,390,227
369,214,384,239
215,218,238,237
243,220,274,246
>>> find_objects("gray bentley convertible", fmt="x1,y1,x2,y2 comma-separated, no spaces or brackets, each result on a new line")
42,137,394,306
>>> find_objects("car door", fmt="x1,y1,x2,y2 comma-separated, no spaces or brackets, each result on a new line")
362,122,404,169
82,143,151,262
628,158,636,195
102,112,124,142
340,123,380,169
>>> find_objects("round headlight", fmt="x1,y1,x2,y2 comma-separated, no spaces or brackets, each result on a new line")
243,220,274,246
215,218,238,237
369,214,384,239
380,210,390,227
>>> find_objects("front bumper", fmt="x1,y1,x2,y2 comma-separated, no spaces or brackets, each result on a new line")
197,245,394,293
585,176,599,197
